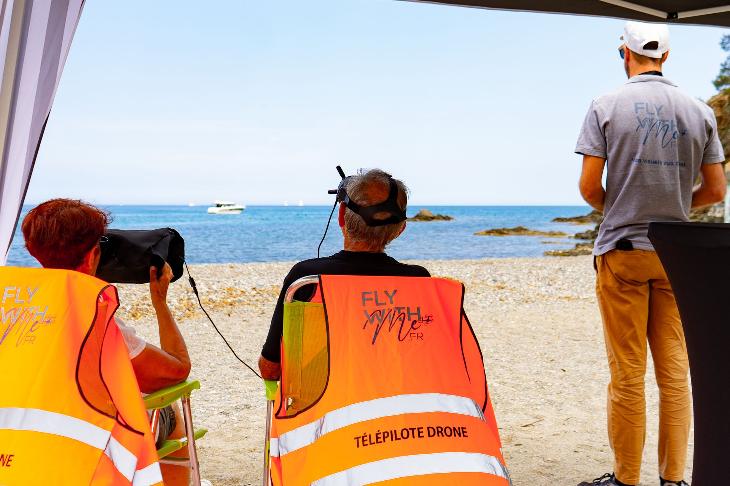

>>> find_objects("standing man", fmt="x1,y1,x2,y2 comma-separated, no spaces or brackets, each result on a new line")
575,21,726,486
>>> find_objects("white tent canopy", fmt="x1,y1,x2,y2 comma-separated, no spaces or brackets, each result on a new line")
0,0,83,264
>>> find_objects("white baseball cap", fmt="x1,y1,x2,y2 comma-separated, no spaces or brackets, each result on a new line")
621,21,670,59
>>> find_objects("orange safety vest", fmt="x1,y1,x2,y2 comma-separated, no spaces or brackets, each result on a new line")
0,267,162,485
269,275,510,485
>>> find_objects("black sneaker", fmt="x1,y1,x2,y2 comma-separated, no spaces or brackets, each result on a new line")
577,473,624,486
660,480,689,486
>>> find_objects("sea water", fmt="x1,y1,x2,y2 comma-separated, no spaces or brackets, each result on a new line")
6,205,592,266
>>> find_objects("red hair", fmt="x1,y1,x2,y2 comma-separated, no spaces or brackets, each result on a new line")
22,199,111,270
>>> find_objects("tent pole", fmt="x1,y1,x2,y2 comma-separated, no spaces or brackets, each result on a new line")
677,5,730,19
0,0,27,175
0,0,28,264
598,0,666,19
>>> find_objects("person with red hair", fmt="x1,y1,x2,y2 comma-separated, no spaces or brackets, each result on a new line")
22,198,192,486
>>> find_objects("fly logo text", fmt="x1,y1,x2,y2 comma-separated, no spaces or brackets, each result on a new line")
1,286,54,348
360,289,434,345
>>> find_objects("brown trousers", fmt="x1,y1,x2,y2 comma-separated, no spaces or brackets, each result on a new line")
596,249,691,485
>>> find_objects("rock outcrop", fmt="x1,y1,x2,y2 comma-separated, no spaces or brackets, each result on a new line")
574,227,599,241
545,228,599,257
546,210,603,257
408,209,453,222
544,243,594,257
707,90,730,160
475,226,568,237
552,210,603,225
700,91,730,222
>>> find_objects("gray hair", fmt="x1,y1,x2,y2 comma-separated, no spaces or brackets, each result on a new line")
343,169,408,251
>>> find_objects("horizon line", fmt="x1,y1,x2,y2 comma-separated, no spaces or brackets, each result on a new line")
21,202,592,207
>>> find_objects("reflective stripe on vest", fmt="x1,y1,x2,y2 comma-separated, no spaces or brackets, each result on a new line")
311,452,509,485
132,462,164,486
270,393,484,457
0,407,162,484
106,436,140,481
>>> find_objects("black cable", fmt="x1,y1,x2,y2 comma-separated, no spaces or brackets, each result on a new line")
184,261,262,380
318,199,339,258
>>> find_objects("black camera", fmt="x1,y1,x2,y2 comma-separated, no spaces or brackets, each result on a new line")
97,228,185,284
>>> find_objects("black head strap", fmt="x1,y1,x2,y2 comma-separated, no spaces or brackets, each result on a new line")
343,178,407,227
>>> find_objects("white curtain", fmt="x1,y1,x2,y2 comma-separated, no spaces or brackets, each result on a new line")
0,0,84,265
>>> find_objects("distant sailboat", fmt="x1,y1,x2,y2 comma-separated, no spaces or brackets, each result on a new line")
298,200,304,207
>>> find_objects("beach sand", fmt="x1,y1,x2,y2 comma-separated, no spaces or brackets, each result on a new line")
116,256,692,486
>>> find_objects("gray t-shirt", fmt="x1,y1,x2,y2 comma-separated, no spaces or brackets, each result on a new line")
576,75,724,255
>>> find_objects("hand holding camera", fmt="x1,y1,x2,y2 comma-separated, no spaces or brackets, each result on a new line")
150,263,173,310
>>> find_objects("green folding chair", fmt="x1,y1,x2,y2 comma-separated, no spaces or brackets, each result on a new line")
263,275,328,485
144,380,208,486
263,379,278,486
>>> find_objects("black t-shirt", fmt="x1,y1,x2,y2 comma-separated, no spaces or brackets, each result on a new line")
261,250,430,362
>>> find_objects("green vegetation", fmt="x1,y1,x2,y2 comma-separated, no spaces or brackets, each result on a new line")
713,35,730,92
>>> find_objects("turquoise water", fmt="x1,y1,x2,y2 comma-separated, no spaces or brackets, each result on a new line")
7,205,592,266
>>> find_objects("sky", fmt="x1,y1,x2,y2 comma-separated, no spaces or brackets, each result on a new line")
24,0,729,206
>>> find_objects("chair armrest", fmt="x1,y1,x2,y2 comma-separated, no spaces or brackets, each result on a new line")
157,428,208,459
264,380,278,401
144,380,201,410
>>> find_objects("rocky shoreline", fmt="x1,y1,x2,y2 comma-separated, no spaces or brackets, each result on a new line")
543,203,728,257
544,211,602,257
551,210,603,225
472,210,600,257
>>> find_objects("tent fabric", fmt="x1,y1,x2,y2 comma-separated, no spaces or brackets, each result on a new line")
404,1,730,27
0,0,84,265
647,222,730,486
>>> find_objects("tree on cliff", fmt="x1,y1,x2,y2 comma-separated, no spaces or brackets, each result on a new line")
697,36,730,223
713,35,730,92
708,35,730,161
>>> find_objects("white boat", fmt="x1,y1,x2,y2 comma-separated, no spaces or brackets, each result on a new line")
207,201,245,214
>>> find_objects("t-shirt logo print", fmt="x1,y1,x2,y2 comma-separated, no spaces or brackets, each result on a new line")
634,102,688,149
360,288,434,345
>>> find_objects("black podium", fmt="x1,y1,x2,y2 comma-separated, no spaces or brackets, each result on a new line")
647,222,730,485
